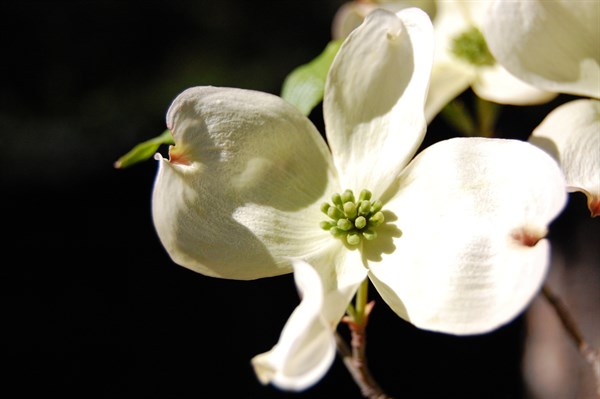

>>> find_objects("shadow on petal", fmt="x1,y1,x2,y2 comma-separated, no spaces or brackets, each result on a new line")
334,16,414,128
172,93,333,212
361,210,402,262
529,136,560,163
367,270,410,321
155,159,282,279
156,87,339,279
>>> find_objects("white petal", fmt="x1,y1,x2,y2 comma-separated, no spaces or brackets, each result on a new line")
427,0,554,115
483,0,600,98
423,0,476,123
331,2,378,40
425,63,472,124
332,1,438,40
366,138,567,334
308,243,368,324
251,261,335,391
461,0,489,26
251,248,367,391
473,64,557,105
324,8,434,199
530,99,600,216
432,0,473,64
152,86,339,280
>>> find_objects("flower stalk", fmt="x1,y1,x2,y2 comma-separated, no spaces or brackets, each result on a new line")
337,279,393,399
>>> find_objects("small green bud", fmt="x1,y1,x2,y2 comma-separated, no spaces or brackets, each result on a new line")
354,216,367,229
347,232,361,246
362,229,377,241
320,203,331,214
371,200,382,213
330,226,346,237
328,206,344,220
331,193,343,207
369,211,385,227
343,202,357,219
341,189,355,204
337,218,353,231
320,221,334,230
359,189,372,202
359,200,371,216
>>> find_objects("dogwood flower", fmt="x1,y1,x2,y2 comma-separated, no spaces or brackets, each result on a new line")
152,8,567,391
425,0,556,122
483,0,600,217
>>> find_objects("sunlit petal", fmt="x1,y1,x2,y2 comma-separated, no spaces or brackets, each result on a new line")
252,248,367,390
433,0,473,63
331,1,436,40
424,0,476,123
473,64,557,105
425,63,472,124
367,138,567,334
530,99,600,216
484,0,600,98
324,8,434,199
152,86,339,280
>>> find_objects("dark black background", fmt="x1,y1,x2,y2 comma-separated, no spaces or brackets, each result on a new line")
2,1,596,398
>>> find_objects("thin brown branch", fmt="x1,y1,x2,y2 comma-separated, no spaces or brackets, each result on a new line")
336,301,394,399
335,332,393,399
542,284,600,396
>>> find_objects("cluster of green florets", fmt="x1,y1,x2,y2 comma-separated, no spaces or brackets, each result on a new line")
451,26,495,67
320,189,385,246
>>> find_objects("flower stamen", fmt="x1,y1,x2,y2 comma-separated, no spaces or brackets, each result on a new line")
320,189,385,246
451,26,495,67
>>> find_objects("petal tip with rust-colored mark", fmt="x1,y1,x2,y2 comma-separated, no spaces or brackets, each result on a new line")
168,145,192,165
511,227,545,247
587,196,600,218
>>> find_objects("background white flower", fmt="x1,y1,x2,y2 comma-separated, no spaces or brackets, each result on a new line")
483,0,600,216
425,0,555,123
483,0,600,99
331,0,437,40
330,0,556,124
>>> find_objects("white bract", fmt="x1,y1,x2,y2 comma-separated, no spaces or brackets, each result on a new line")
425,0,556,122
331,0,556,123
529,99,600,217
483,0,600,99
152,8,567,391
483,0,600,216
331,0,437,40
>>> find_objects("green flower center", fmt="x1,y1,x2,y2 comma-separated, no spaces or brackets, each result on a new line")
450,26,495,67
320,189,385,246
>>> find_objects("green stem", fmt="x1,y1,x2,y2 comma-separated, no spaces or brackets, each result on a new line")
440,96,502,138
475,96,501,138
440,98,476,137
346,302,357,321
355,278,369,324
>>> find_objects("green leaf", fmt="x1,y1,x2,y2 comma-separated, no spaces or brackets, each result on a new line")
281,39,342,116
114,129,174,169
